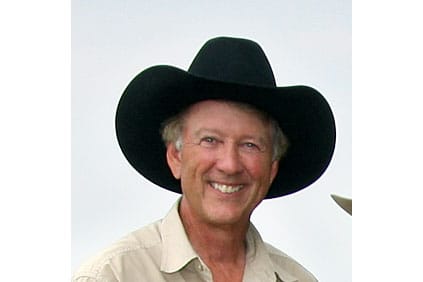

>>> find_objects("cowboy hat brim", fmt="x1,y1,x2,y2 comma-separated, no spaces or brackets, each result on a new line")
331,194,352,215
116,65,336,198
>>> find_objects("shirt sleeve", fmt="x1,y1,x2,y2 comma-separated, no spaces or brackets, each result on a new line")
72,263,119,282
72,276,97,282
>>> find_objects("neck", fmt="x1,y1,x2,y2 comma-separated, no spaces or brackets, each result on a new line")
179,199,249,265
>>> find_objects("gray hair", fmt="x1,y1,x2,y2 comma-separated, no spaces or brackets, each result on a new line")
160,101,289,161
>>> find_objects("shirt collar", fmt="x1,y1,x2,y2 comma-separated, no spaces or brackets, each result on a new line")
244,224,280,281
244,224,298,282
160,199,199,273
159,199,295,281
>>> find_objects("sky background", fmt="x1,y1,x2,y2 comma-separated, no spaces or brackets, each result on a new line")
71,1,351,281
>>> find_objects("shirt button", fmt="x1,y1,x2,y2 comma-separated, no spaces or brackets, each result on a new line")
198,263,204,271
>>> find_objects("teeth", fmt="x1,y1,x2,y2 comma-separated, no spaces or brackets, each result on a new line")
211,182,243,193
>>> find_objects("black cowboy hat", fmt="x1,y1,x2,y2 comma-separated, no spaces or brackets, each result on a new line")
115,36,336,199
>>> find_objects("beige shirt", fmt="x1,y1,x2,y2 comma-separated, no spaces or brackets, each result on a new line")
73,200,317,282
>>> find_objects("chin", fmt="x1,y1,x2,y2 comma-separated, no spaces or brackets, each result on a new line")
205,207,249,226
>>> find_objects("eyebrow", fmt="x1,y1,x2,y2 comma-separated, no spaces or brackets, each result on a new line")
193,128,222,138
193,128,269,147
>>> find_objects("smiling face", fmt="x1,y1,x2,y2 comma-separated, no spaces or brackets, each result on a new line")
166,100,279,227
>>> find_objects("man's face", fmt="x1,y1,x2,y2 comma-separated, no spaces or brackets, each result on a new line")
166,100,279,226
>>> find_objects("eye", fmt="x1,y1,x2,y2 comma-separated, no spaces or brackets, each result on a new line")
199,136,219,147
204,137,215,143
241,142,261,151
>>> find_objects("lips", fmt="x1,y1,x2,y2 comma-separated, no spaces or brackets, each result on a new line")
210,182,244,193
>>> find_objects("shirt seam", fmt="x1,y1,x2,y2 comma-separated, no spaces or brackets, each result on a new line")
83,245,143,279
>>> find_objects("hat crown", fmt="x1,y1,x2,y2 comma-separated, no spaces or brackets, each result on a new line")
188,37,276,87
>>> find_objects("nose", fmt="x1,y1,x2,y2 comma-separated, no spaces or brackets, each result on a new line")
215,143,243,175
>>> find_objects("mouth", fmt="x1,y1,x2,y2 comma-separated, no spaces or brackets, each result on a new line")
210,182,244,194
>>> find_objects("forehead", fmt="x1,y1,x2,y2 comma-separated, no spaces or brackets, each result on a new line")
183,100,269,122
181,100,271,135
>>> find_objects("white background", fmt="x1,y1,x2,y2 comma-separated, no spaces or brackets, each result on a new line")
71,1,351,281
5,1,423,281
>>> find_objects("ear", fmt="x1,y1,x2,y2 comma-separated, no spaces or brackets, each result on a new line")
166,142,182,180
269,160,279,184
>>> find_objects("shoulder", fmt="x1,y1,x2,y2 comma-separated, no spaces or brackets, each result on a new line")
72,219,164,282
265,242,318,282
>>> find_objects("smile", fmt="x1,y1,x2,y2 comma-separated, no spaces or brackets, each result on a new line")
210,182,244,194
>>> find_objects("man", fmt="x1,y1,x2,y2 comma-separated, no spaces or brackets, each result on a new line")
73,37,336,281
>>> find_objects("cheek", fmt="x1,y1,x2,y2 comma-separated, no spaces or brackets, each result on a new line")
180,149,215,178
244,156,275,182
